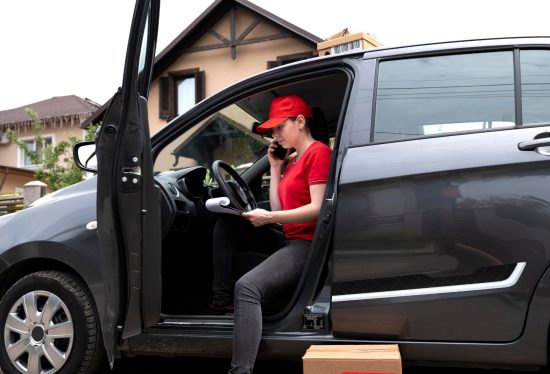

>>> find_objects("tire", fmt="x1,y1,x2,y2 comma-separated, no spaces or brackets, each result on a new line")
0,271,105,374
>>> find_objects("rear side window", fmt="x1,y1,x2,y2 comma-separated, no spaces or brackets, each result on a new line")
374,51,515,142
521,50,550,125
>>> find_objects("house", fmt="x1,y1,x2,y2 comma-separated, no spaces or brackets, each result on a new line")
317,28,382,56
0,95,100,193
0,166,34,195
82,0,324,134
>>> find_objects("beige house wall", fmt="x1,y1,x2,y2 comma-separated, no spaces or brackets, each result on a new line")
0,125,85,169
0,142,20,167
148,8,316,135
0,171,33,194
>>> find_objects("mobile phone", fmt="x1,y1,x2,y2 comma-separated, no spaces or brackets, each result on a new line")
273,141,287,160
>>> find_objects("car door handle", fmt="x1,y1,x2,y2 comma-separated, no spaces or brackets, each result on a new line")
518,137,550,151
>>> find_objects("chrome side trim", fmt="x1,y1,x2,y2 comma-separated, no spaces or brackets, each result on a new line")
332,262,526,303
160,321,233,327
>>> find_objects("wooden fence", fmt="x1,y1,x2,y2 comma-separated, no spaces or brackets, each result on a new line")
0,195,24,216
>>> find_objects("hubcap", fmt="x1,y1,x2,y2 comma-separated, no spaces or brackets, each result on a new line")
4,291,74,374
30,326,45,344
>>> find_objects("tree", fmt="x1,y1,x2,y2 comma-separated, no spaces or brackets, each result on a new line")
7,108,99,191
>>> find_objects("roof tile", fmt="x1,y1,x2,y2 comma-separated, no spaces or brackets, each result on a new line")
0,95,100,126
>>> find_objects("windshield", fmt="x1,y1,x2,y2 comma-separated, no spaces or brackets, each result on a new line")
154,102,270,180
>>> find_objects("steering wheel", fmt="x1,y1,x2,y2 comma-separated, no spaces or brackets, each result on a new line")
212,160,257,212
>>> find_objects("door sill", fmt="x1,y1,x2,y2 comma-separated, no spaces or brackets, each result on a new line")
159,314,234,328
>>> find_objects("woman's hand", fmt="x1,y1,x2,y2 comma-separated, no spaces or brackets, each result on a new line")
267,140,288,168
241,208,275,227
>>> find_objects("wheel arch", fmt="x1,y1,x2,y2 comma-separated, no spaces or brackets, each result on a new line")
520,262,550,366
0,257,85,299
0,241,107,339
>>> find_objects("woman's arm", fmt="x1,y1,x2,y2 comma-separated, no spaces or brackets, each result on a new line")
269,165,283,211
242,184,326,227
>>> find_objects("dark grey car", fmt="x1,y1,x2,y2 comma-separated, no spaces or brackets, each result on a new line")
1,1,550,373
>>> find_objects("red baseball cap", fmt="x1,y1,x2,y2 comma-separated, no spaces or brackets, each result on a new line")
256,95,312,133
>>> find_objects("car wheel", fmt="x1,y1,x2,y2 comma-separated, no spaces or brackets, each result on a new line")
0,271,105,374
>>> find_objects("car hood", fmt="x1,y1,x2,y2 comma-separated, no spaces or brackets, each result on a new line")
29,176,97,208
0,176,98,254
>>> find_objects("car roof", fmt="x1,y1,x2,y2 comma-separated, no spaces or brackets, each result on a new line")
362,36,550,59
260,36,550,75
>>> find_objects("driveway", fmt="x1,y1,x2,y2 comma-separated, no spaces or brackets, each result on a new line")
112,356,545,373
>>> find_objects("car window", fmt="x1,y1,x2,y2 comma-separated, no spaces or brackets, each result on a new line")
521,49,550,126
374,51,515,142
154,103,270,180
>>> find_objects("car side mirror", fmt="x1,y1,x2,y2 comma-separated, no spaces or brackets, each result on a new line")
73,141,98,173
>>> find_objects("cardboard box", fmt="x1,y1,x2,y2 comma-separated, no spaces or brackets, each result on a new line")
303,344,401,374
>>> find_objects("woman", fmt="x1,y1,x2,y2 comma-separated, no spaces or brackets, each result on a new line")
212,95,332,374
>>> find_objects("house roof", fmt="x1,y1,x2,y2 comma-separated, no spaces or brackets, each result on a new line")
153,0,323,76
0,165,34,178
81,0,322,129
0,95,100,129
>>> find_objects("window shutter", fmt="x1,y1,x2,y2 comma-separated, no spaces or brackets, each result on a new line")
194,71,205,103
159,76,173,119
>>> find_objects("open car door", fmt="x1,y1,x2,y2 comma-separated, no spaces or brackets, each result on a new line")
95,0,161,365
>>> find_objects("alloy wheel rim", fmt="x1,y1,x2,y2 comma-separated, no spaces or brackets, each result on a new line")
4,290,74,374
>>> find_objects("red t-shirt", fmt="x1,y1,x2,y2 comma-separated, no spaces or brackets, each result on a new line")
278,141,332,241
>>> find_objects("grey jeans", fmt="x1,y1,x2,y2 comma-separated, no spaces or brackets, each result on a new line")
228,239,311,374
211,216,286,307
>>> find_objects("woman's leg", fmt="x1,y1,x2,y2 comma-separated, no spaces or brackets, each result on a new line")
211,216,284,307
229,240,311,374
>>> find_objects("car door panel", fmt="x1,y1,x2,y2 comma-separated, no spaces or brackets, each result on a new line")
96,92,125,363
95,0,160,363
117,95,145,339
332,126,550,342
137,95,163,329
